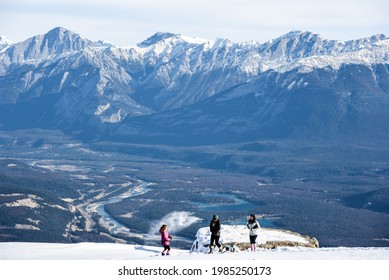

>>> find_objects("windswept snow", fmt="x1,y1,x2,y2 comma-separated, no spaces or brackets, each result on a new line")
0,242,388,260
149,211,202,235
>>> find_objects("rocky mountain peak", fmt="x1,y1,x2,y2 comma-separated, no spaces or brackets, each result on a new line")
0,35,13,46
138,32,179,47
0,28,388,143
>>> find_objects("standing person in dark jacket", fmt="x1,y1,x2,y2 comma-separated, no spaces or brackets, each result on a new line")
209,214,222,253
247,214,260,252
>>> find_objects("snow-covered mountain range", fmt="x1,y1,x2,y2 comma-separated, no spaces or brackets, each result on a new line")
0,27,388,143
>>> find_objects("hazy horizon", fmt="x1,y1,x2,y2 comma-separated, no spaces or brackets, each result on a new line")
1,0,388,46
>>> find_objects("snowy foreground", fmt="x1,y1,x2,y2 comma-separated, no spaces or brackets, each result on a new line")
1,225,388,260
1,242,388,260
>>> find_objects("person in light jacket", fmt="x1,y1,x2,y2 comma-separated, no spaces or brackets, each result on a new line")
159,224,172,256
247,213,260,251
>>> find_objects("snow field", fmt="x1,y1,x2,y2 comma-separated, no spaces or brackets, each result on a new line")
0,242,388,260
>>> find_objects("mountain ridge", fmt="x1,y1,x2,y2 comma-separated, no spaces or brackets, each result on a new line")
0,27,388,145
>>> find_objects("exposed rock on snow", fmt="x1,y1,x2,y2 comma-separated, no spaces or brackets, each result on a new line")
1,195,43,209
191,225,319,253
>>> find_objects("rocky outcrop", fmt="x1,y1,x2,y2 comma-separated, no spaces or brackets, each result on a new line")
191,225,319,253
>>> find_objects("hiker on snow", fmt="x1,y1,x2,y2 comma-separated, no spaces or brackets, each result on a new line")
247,213,260,251
209,214,222,253
159,224,172,256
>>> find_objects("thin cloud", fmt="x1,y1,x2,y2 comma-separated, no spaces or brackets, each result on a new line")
0,0,388,46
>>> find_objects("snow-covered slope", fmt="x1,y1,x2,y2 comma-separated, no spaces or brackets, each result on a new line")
1,28,388,112
1,242,388,260
0,28,388,142
1,225,388,260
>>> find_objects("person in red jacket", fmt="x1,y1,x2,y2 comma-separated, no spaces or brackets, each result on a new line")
159,224,172,256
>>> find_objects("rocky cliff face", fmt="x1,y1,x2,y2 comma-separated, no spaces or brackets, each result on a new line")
0,28,388,144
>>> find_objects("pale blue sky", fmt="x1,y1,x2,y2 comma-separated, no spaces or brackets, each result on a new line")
0,0,388,46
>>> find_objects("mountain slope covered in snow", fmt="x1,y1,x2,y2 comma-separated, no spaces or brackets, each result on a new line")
0,28,388,144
